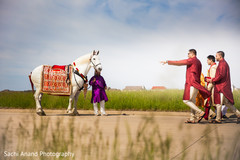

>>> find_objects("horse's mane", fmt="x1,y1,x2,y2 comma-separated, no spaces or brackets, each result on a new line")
73,53,92,65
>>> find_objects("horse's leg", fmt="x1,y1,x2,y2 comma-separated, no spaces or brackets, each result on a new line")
39,93,46,116
35,88,46,116
67,94,74,113
34,89,41,111
39,93,43,105
72,90,81,115
67,87,78,115
31,65,45,116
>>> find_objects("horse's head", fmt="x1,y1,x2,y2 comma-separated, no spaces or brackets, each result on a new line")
90,50,102,72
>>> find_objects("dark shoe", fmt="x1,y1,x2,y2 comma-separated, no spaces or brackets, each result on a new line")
208,119,214,123
209,113,216,119
222,115,229,119
237,116,240,124
197,112,206,123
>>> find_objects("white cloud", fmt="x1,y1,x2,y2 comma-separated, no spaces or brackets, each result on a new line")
0,0,240,90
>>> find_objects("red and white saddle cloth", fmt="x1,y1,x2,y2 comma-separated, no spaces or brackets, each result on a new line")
41,65,72,96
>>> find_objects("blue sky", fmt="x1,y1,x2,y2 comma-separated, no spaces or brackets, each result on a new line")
0,0,240,90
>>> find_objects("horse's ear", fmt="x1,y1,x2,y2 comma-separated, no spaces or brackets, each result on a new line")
93,50,96,55
97,51,99,55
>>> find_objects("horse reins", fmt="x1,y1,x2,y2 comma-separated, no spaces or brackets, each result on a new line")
73,58,101,91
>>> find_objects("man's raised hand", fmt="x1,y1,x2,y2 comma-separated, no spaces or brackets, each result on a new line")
160,61,167,65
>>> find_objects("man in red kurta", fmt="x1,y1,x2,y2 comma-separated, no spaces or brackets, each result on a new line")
207,51,240,123
161,49,211,123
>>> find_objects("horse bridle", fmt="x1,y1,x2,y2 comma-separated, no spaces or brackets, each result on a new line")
90,58,101,70
72,57,101,91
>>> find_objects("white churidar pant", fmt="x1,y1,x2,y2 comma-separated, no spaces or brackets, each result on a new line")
93,100,106,115
183,86,204,121
215,93,240,121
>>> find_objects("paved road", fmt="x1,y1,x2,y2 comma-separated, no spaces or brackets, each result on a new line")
0,109,239,160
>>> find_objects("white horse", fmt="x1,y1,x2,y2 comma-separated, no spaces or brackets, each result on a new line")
30,50,102,116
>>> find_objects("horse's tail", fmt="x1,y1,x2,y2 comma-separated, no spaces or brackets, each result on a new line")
28,72,34,94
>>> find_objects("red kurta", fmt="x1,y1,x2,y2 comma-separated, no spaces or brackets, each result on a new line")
168,57,211,100
212,59,234,104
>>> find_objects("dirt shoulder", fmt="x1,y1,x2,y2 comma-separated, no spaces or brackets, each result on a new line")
0,109,239,160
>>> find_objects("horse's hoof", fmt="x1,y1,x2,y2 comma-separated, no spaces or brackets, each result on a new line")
68,112,75,116
67,109,73,115
66,110,71,114
41,111,46,116
67,109,79,116
36,111,46,116
73,111,79,116
70,112,79,116
67,111,75,116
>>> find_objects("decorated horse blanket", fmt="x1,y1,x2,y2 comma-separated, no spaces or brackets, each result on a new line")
41,65,72,96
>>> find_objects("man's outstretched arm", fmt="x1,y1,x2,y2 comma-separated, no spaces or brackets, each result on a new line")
160,59,190,66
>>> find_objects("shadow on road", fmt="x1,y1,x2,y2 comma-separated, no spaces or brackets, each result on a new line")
44,113,130,117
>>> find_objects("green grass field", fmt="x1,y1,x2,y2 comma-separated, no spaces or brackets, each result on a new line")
0,90,240,111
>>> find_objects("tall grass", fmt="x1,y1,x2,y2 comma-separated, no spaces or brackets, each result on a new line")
0,90,239,111
1,115,240,160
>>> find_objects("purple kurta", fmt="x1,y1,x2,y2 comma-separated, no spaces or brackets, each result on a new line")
89,75,108,103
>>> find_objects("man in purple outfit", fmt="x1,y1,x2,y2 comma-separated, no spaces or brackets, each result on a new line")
89,70,108,116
